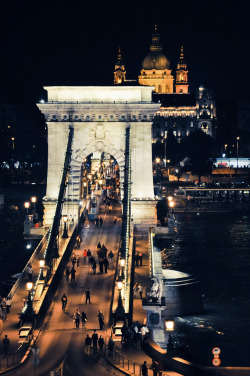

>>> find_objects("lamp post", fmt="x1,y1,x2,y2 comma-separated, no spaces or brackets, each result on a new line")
120,258,125,278
62,215,68,238
24,202,30,214
39,259,45,280
31,197,38,223
236,137,240,170
165,319,175,354
26,282,34,326
117,280,123,300
11,137,15,150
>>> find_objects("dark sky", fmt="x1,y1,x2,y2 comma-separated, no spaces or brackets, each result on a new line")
0,0,249,103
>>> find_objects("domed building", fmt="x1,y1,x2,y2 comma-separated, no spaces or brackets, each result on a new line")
113,26,216,141
138,25,174,94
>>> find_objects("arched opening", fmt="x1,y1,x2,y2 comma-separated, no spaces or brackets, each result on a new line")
80,152,121,221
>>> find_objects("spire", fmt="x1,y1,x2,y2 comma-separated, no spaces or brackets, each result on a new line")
179,45,184,62
175,45,189,94
150,24,162,53
114,47,126,85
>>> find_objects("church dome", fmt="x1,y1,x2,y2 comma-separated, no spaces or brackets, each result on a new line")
142,52,169,70
142,26,170,70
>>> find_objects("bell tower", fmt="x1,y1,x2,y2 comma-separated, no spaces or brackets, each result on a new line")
175,46,189,94
114,47,126,84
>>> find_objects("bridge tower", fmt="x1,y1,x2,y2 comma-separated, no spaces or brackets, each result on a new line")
37,86,160,228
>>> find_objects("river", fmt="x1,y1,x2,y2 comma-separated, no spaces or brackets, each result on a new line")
161,211,250,367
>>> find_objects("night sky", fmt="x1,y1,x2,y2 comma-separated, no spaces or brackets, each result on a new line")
0,0,249,103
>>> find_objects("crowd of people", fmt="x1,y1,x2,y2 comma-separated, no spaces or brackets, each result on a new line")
121,321,149,349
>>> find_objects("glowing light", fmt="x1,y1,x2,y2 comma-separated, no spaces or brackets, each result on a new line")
31,197,37,203
26,282,33,291
26,244,31,249
39,259,45,268
24,202,30,209
165,319,174,331
63,215,68,223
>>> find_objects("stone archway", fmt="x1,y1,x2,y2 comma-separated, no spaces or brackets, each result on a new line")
38,86,160,228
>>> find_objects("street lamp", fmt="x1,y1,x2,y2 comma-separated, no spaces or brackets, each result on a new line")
62,215,68,238
24,202,30,214
168,196,173,202
39,259,45,279
26,282,34,326
155,157,161,164
31,197,38,223
117,280,123,299
236,137,240,169
120,258,125,278
169,200,174,213
165,319,175,354
11,137,15,150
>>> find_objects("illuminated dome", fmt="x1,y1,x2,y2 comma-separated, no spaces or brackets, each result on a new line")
142,52,169,70
142,26,170,70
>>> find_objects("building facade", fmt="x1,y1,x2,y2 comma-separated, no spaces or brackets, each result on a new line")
114,26,216,142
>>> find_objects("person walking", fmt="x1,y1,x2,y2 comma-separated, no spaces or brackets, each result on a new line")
65,267,70,282
76,255,80,268
108,250,114,264
71,255,76,268
85,334,92,356
98,335,104,353
100,217,103,227
141,361,148,376
83,250,87,263
97,310,104,330
92,259,97,274
138,283,143,299
113,216,117,224
87,249,91,262
85,288,91,304
103,257,109,273
151,360,158,376
99,259,104,274
71,268,76,282
95,216,99,227
3,335,10,356
73,309,81,329
108,337,114,357
139,252,143,266
92,330,98,354
81,311,87,329
134,282,139,298
61,293,67,311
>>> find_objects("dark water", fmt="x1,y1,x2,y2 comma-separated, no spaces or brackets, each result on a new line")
162,212,250,367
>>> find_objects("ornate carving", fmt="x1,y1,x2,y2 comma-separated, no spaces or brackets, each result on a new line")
88,123,112,152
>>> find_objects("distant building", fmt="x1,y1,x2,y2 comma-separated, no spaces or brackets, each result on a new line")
114,26,217,142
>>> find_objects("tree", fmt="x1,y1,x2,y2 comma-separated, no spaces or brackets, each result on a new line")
183,130,215,183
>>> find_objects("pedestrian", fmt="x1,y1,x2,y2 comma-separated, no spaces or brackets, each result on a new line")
76,255,80,268
61,293,67,311
108,337,114,357
65,267,70,282
85,334,92,356
81,311,87,329
99,259,104,274
141,361,148,376
1,299,7,320
85,288,91,304
71,255,76,268
87,249,91,262
97,310,104,330
95,216,99,227
100,217,103,227
3,335,10,356
73,308,81,329
92,259,97,274
103,257,109,273
71,268,76,282
92,330,98,353
133,282,138,298
151,360,158,376
98,335,104,353
83,249,87,263
139,252,143,266
135,253,140,266
138,283,143,299
108,250,114,264
113,216,117,224
135,331,142,349
97,242,101,250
